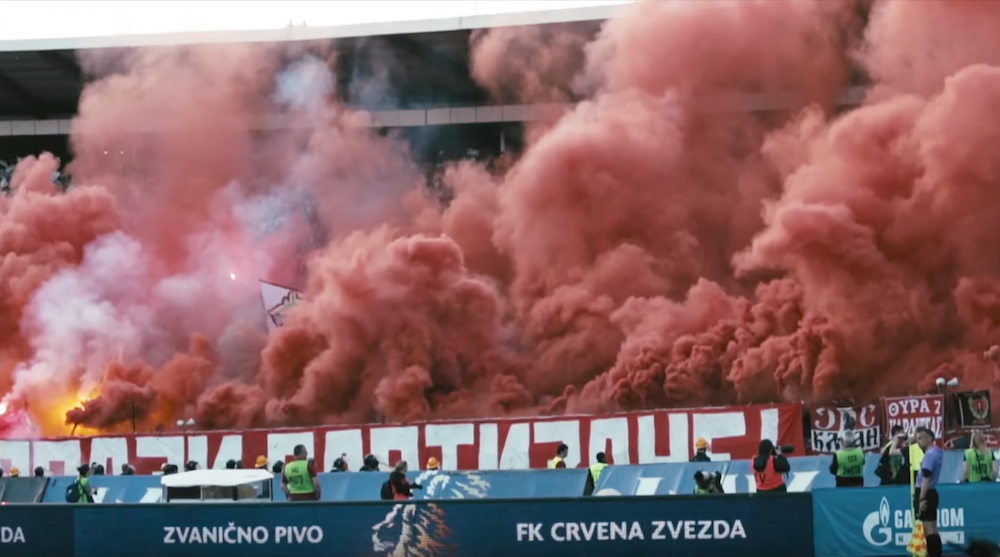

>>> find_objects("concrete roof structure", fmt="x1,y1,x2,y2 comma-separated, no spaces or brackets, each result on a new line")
0,4,622,130
0,2,868,139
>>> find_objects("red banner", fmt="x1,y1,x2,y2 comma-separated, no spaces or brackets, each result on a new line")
883,395,944,439
944,429,1000,450
810,403,882,453
0,403,803,475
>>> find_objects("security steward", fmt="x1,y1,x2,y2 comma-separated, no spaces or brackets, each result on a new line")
281,444,321,501
549,443,569,469
590,452,608,485
752,439,790,493
830,431,865,487
963,431,997,483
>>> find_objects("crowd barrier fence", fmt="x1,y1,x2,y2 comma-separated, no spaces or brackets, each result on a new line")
0,493,815,557
22,450,995,505
38,468,592,503
0,477,46,503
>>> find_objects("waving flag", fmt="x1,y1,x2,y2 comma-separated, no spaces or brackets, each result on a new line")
259,280,304,334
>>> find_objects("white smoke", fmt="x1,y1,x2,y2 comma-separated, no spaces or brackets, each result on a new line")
11,232,157,399
274,55,337,115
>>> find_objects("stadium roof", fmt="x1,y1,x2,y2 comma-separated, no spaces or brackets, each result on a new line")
0,1,867,137
0,3,626,51
0,4,622,127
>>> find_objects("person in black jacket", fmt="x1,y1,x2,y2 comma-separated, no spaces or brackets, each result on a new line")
963,539,1000,557
387,461,422,500
330,454,348,472
752,439,791,492
360,454,380,472
876,426,911,485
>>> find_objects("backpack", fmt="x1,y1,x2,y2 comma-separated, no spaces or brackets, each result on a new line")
380,479,394,501
65,480,81,503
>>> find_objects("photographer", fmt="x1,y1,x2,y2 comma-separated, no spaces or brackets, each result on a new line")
380,460,423,501
753,439,791,493
876,426,911,485
693,470,724,494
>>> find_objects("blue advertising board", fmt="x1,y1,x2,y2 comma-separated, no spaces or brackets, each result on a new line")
43,469,589,504
724,456,843,492
0,505,75,557
594,462,730,495
274,469,589,502
42,475,165,504
812,484,1000,557
723,454,905,492
69,494,814,557
593,456,891,495
38,450,986,504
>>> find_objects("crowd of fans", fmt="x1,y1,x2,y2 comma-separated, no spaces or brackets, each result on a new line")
10,451,388,479
0,159,13,193
0,157,71,193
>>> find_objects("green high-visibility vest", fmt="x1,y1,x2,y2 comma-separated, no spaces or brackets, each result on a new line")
693,485,711,495
836,447,865,478
965,449,994,483
589,462,607,484
283,460,315,494
77,476,91,503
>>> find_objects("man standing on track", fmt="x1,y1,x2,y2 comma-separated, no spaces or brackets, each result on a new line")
915,427,943,557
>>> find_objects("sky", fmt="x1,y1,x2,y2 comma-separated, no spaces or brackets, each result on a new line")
0,0,632,41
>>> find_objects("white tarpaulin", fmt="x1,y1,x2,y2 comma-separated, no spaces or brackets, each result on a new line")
259,280,304,334
161,469,273,488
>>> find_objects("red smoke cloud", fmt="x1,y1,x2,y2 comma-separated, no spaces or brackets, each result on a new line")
2,0,1000,435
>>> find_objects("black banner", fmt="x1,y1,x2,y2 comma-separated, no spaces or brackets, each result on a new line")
954,390,992,429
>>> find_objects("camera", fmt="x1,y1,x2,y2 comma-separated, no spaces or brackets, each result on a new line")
775,445,795,455
693,470,724,494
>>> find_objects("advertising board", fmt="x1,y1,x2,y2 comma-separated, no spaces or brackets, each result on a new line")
70,494,814,557
812,483,1000,557
0,505,75,557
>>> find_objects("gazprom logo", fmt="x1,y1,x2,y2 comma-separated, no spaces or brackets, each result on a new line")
862,497,893,547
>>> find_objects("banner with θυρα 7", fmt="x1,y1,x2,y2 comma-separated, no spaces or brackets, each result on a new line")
0,505,75,557
883,395,944,440
811,483,1000,557
72,494,815,557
